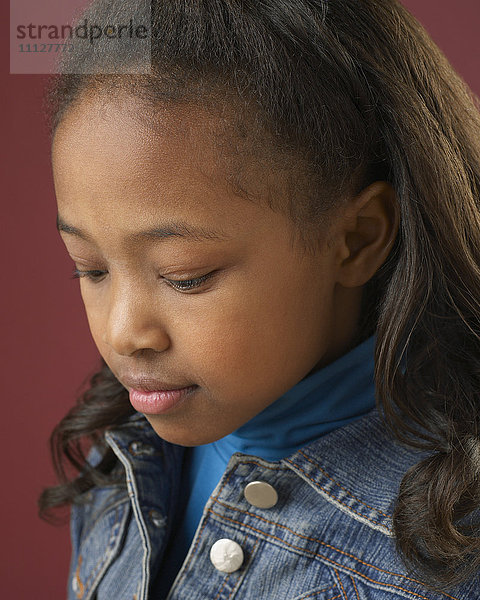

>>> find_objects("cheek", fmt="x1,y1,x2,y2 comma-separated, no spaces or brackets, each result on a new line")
176,298,256,371
178,279,331,390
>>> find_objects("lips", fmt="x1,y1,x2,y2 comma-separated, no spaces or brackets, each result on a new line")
123,378,198,415
119,374,197,393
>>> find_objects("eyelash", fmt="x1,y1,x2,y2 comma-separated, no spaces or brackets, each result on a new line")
71,268,214,292
71,269,106,282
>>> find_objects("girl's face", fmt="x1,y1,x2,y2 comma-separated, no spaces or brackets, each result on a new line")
52,93,361,446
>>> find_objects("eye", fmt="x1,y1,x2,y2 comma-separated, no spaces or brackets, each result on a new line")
71,268,108,282
164,272,214,292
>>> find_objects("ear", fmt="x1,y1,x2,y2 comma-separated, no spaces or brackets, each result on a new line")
335,181,400,287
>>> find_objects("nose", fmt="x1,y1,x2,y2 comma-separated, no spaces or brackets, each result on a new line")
102,279,170,357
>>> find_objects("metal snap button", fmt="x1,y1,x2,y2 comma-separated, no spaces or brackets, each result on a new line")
128,440,157,456
209,538,244,573
244,481,278,508
149,509,165,528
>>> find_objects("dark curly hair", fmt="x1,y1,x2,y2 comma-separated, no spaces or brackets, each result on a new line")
40,0,480,592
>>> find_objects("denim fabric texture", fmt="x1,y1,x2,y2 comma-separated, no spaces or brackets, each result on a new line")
67,409,480,600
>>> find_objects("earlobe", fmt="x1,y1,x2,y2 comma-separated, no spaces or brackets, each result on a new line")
336,181,400,288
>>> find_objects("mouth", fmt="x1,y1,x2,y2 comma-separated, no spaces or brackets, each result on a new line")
128,385,198,415
117,373,198,415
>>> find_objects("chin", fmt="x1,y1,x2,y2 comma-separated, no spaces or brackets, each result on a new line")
146,418,223,447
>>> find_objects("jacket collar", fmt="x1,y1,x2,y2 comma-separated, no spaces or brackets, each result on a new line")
284,406,432,534
106,406,430,535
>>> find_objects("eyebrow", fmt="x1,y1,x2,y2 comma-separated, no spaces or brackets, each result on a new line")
56,214,231,243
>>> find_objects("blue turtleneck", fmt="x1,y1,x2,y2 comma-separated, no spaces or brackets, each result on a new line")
155,333,377,596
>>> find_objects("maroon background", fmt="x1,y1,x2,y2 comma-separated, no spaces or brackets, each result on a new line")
2,1,479,598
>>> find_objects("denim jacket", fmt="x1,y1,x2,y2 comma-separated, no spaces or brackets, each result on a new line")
67,408,480,600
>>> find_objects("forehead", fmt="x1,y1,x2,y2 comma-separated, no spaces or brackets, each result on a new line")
52,93,226,191
51,91,306,251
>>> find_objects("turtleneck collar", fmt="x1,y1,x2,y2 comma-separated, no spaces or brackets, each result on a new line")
214,332,377,461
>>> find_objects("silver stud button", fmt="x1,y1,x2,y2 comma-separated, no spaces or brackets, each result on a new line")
149,509,165,528
209,538,244,573
128,440,157,456
244,481,278,509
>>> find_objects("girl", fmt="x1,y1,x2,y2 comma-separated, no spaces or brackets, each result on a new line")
40,0,480,598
